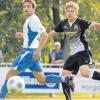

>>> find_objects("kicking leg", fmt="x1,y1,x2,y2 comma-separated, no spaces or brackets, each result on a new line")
33,71,46,84
31,59,71,84
0,68,19,99
33,71,71,84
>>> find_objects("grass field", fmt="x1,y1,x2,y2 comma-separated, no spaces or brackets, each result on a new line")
6,93,100,100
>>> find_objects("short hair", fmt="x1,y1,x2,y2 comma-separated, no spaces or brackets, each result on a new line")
64,1,79,14
23,0,37,9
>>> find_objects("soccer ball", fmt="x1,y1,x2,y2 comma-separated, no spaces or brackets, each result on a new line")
7,76,25,94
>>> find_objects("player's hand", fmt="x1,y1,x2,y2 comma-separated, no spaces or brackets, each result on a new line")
34,50,40,60
16,32,23,39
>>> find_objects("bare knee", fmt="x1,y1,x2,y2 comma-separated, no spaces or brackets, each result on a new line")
37,79,46,84
6,68,19,80
33,71,46,84
61,70,72,76
80,67,89,78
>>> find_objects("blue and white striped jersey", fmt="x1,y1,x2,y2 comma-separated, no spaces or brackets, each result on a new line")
23,14,46,48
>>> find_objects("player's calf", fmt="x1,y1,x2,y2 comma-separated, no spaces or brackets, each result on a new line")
65,76,75,92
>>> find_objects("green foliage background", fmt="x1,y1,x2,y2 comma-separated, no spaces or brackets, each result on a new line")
0,0,100,63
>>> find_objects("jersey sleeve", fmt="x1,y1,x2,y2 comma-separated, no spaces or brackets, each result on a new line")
54,22,63,32
29,15,46,34
80,19,92,30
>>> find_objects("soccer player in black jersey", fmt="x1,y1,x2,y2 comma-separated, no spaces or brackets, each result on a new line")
48,1,100,100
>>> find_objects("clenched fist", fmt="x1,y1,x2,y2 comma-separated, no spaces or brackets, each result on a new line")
16,32,23,39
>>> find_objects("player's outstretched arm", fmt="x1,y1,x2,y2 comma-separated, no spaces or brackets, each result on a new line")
91,22,100,29
15,32,24,39
48,30,57,41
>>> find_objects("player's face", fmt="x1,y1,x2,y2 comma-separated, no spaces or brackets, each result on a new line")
65,6,77,20
23,2,35,17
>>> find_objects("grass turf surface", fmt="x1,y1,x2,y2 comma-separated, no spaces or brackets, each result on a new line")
6,93,100,100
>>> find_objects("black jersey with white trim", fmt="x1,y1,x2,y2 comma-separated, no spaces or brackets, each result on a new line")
54,18,92,54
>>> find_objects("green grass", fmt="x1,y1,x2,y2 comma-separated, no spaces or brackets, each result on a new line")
6,93,100,100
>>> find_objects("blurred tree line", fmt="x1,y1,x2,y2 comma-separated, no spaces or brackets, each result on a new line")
0,0,100,63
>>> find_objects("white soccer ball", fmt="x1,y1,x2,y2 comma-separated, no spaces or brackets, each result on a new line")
7,76,25,94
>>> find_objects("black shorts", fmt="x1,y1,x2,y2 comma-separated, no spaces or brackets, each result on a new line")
63,50,92,75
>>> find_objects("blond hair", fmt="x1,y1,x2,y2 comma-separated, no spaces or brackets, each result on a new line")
64,1,79,14
23,0,37,9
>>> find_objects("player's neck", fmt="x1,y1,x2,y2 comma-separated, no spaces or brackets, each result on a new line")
68,16,78,23
26,11,35,18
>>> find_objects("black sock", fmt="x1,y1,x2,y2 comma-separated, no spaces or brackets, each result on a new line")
92,71,100,81
62,83,72,100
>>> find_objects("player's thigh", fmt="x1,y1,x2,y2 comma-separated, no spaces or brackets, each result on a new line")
63,57,79,76
80,65,90,77
29,59,43,72
12,49,35,71
6,68,19,80
79,51,92,77
33,71,46,84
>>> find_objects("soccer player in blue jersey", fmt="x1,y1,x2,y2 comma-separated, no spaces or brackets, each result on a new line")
0,0,73,99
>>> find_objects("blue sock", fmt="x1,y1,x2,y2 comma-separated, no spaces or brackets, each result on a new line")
0,80,8,99
46,75,69,83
